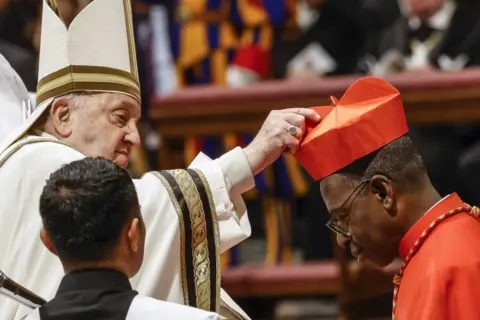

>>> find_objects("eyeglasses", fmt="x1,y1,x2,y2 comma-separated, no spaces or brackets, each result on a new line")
325,179,370,238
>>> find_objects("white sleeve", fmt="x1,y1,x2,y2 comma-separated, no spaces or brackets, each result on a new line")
130,147,254,308
188,147,255,251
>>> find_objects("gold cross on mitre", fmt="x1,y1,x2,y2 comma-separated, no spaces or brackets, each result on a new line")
36,0,140,108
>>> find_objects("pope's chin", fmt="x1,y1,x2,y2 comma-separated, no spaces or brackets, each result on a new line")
114,152,130,168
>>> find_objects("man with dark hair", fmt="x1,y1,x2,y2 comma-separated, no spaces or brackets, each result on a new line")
295,77,480,320
23,157,221,319
320,135,431,267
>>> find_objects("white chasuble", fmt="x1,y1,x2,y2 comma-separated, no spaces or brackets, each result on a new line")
0,134,253,320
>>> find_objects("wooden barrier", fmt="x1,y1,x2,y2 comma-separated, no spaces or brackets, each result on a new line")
151,68,480,169
220,259,400,298
221,262,341,297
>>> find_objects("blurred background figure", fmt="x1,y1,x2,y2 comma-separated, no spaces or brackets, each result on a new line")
357,0,480,207
0,0,39,91
2,0,480,319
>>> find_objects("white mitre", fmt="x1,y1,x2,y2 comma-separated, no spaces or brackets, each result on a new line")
0,54,31,143
0,0,140,154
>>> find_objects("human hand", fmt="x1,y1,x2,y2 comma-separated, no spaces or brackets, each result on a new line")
243,108,321,176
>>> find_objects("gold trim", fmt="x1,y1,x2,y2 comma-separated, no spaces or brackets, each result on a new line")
0,137,71,168
45,0,61,19
152,169,220,311
123,0,139,80
36,82,141,107
36,65,141,106
174,169,214,311
151,171,190,307
37,73,139,97
194,168,221,311
38,66,138,88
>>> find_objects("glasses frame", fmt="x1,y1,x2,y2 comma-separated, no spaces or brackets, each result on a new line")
325,179,370,238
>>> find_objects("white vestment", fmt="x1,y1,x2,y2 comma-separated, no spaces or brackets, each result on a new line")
23,295,222,320
0,133,253,320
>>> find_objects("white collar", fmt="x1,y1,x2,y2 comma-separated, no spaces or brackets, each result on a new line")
399,0,456,31
33,130,59,141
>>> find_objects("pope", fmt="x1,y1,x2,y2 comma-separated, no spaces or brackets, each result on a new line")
295,76,480,319
0,0,320,319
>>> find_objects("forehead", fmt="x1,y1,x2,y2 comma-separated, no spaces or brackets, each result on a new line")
320,174,355,211
104,93,140,111
85,93,141,116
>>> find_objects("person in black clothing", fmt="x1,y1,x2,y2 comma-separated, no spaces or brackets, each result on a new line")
23,157,220,320
0,0,39,91
272,0,368,79
357,0,480,205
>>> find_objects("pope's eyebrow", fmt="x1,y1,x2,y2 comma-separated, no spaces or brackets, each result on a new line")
113,101,141,119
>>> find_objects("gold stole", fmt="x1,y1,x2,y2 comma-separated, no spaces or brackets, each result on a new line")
153,169,221,312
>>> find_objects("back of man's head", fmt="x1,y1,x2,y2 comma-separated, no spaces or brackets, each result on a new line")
39,157,144,277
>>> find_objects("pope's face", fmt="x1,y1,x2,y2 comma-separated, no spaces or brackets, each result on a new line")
66,93,141,168
320,174,402,267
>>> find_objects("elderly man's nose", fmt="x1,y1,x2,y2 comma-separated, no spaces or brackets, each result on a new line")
126,124,141,146
336,233,350,248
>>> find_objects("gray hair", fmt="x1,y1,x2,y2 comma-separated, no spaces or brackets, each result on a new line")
59,92,92,108
33,92,93,131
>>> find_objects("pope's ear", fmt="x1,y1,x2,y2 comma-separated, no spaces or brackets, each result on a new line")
50,96,73,137
40,227,57,256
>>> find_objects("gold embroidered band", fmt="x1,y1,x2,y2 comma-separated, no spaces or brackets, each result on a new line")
45,0,60,17
36,65,141,106
0,137,71,168
153,169,220,312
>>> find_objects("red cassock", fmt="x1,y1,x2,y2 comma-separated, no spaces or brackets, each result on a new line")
395,193,480,319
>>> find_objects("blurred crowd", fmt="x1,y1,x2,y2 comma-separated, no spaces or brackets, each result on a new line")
2,0,480,261
4,0,480,98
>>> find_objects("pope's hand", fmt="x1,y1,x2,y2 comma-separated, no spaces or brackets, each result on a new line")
243,108,321,176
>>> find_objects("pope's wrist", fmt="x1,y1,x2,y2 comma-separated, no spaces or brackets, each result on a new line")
242,143,265,176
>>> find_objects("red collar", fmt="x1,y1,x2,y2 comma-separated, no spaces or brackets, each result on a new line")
398,193,464,260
